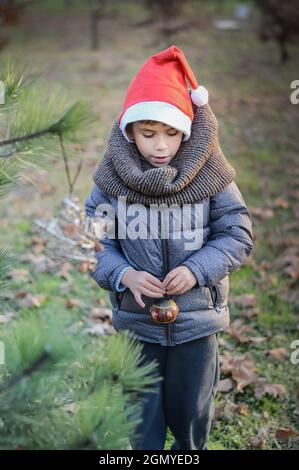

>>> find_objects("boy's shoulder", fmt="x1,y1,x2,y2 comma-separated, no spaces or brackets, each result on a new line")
88,185,111,204
211,181,245,206
85,185,112,218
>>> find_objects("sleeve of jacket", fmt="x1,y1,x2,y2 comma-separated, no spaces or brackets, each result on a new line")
85,185,133,292
181,181,254,287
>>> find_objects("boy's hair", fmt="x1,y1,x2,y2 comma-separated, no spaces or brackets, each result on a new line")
126,120,172,135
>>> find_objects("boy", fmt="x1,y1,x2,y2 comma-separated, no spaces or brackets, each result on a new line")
85,45,254,450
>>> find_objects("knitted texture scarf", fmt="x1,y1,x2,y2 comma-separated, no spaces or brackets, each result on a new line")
93,103,236,207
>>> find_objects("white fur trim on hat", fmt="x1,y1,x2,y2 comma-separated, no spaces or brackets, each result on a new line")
191,85,209,107
119,101,192,143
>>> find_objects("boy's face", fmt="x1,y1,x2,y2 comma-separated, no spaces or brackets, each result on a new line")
127,121,183,168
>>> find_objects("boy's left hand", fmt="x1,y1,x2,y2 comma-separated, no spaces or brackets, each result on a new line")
162,266,197,295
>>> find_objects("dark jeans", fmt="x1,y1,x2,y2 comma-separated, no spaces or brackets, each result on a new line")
128,333,219,450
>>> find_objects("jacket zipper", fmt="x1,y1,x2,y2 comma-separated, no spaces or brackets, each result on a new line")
162,237,174,343
167,323,171,342
209,285,222,314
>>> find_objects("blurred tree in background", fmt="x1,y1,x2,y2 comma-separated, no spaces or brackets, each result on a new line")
0,0,35,49
1,1,298,62
255,0,299,63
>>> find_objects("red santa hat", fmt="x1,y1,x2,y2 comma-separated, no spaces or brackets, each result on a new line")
118,45,208,143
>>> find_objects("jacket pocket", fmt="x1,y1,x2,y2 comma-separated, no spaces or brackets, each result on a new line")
109,291,126,315
208,276,229,313
116,291,125,314
208,285,217,305
208,285,221,313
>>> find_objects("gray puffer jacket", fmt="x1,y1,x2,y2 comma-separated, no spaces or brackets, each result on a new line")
85,181,253,346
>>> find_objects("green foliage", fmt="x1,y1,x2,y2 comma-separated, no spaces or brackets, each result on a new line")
0,247,15,294
0,314,160,449
0,57,95,168
0,160,19,199
0,54,32,109
48,101,94,140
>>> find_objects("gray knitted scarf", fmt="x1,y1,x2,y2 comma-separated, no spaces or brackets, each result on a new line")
93,103,236,207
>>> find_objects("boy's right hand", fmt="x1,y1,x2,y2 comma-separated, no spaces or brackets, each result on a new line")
120,268,166,308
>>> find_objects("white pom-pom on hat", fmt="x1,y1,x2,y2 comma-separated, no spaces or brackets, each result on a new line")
191,85,209,106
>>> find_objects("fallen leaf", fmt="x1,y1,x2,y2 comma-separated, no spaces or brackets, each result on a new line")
219,353,257,390
227,319,255,344
57,262,73,281
275,427,297,441
83,323,114,336
249,428,268,449
76,261,91,273
254,379,286,400
212,400,246,422
229,294,257,308
15,290,28,299
38,182,56,196
95,241,104,252
233,363,257,391
267,348,288,361
9,269,29,282
276,289,299,306
32,243,46,255
250,207,274,220
213,401,226,420
271,197,289,209
66,298,82,309
232,403,249,416
90,307,112,322
29,235,45,246
63,223,78,238
19,253,59,273
283,221,298,231
271,248,299,281
248,336,268,344
28,235,47,255
258,260,271,271
239,307,260,319
272,238,299,249
18,293,46,309
218,378,234,393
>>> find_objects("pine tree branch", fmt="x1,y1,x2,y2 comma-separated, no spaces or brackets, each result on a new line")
0,148,18,159
0,350,51,392
0,128,52,149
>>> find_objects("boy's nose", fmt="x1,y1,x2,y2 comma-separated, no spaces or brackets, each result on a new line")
155,136,168,151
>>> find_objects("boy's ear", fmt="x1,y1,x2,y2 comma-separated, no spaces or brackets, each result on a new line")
126,123,134,141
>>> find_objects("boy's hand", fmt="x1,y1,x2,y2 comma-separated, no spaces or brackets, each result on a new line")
120,268,166,308
162,266,197,295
